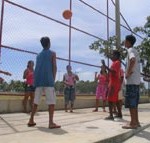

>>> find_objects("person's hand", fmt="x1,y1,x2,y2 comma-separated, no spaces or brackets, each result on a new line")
125,72,133,79
6,72,11,76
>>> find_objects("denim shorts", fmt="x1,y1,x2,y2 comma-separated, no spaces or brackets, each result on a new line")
64,87,75,104
124,85,140,108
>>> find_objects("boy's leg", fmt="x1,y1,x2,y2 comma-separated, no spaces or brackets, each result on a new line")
28,87,41,126
130,108,139,126
105,101,114,120
102,100,106,112
64,87,69,112
93,99,99,112
70,88,75,112
116,100,122,118
70,103,74,112
48,104,61,129
29,92,34,111
28,104,37,126
109,102,114,117
65,104,68,112
23,93,30,113
49,104,54,125
129,108,138,127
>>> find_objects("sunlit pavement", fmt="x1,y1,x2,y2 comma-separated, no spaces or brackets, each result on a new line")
0,103,150,143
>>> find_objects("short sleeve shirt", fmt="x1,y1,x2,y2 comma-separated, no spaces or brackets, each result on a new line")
109,60,121,89
126,47,141,85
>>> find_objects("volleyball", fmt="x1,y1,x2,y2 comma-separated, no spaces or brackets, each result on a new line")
62,10,72,20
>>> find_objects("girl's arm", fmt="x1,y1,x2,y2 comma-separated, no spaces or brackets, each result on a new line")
0,70,11,76
95,72,98,81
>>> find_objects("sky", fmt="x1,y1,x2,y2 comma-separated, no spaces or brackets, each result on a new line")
0,0,150,83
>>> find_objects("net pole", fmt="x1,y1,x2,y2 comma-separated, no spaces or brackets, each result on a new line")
69,0,72,66
0,0,5,61
115,0,121,49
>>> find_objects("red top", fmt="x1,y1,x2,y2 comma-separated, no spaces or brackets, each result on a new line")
109,60,121,88
107,60,121,102
98,74,108,85
25,68,34,86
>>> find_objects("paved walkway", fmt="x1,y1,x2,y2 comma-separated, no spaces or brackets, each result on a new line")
0,103,150,143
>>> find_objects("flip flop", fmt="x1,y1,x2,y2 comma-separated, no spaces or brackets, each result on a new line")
49,123,61,129
122,125,137,129
27,122,36,127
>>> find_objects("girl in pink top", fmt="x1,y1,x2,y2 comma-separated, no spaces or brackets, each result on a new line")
22,60,34,113
93,65,108,112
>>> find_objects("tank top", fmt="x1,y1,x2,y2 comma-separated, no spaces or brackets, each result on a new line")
64,73,76,87
25,68,34,85
34,49,54,87
98,74,107,85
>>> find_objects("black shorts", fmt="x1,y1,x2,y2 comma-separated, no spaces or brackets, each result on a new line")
25,84,35,92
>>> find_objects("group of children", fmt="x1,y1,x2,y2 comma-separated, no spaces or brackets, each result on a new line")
1,34,140,130
93,51,124,120
92,34,141,129
22,62,79,114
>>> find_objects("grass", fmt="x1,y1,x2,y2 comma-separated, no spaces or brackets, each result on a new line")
0,94,95,100
0,94,149,100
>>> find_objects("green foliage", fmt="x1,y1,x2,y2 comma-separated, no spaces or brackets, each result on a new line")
0,80,25,92
89,36,127,61
55,81,64,93
133,16,150,81
54,80,97,94
89,16,150,82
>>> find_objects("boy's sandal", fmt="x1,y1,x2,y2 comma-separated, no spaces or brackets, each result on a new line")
105,116,114,120
27,122,36,127
49,123,61,129
92,109,98,112
122,125,137,129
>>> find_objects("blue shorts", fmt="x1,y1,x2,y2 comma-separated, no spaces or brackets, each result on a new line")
64,86,75,104
125,85,140,108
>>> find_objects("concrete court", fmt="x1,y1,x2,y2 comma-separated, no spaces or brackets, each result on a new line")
0,103,150,143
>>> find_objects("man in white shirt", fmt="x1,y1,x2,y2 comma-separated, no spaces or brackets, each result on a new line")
122,35,141,129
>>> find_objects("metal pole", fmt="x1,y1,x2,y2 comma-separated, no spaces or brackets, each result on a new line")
106,0,109,67
115,0,121,49
0,0,5,61
69,0,72,66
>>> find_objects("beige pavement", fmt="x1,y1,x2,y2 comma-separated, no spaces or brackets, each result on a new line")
0,103,150,143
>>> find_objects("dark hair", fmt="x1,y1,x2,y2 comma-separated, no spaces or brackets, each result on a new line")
125,35,136,46
27,60,34,68
66,65,71,69
40,37,50,48
113,50,120,59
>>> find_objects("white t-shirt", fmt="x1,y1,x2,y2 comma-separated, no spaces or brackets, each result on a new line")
126,47,141,85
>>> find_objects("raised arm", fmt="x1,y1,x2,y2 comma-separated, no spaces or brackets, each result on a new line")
0,70,11,76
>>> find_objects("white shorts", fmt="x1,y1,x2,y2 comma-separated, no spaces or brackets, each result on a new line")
34,87,56,105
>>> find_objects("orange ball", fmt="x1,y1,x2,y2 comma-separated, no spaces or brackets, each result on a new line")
62,10,72,20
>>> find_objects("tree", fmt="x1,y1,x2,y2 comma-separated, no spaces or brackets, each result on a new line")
89,36,127,65
89,16,150,82
133,16,150,82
